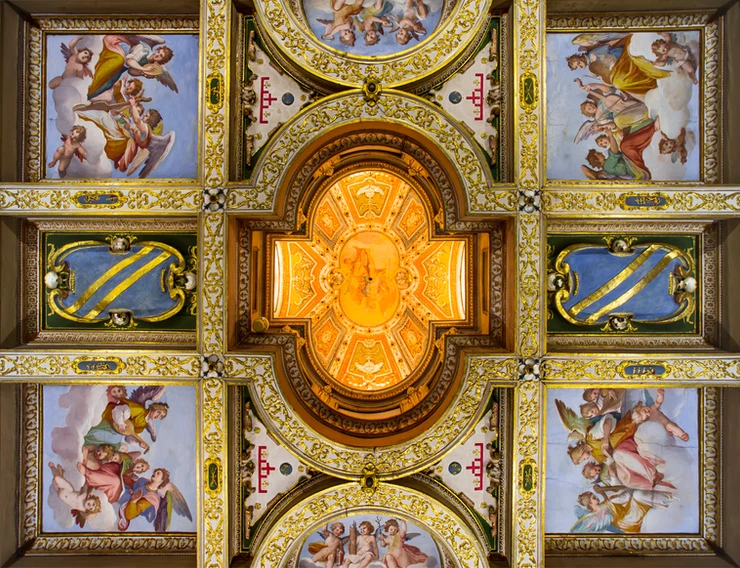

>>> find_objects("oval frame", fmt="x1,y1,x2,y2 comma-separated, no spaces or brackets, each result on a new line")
226,354,514,478
249,482,489,567
253,0,493,88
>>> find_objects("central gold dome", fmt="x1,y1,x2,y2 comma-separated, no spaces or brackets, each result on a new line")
338,230,401,327
271,170,468,391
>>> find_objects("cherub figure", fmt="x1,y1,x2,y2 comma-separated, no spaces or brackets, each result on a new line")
83,386,169,453
572,489,674,533
78,445,143,504
582,120,660,181
659,128,689,165
580,388,623,420
317,0,365,46
48,462,102,528
379,519,428,568
309,522,348,567
342,521,379,568
651,32,698,85
124,458,151,488
573,80,651,143
47,125,87,178
106,385,128,404
87,35,177,102
48,37,93,89
359,0,394,46
581,460,619,487
567,33,669,100
394,0,429,45
631,388,690,442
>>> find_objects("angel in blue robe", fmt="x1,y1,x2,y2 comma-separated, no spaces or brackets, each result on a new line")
117,467,192,532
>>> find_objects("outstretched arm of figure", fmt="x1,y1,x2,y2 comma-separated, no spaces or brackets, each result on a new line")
399,520,408,538
600,414,615,456
574,78,611,96
653,388,665,411
128,97,148,139
601,127,620,154
68,36,83,55
416,0,429,19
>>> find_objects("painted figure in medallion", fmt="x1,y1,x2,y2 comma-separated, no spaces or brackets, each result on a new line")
379,519,428,567
342,521,379,568
310,522,349,567
305,0,444,56
299,515,440,567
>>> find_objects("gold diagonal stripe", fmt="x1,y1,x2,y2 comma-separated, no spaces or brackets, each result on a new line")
81,251,172,320
570,244,661,317
62,246,155,314
581,250,681,325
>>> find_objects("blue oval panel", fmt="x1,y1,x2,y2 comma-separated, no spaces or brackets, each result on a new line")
55,244,182,321
558,244,692,325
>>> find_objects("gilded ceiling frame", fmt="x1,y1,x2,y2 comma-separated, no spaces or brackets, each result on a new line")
248,482,490,567
0,0,735,565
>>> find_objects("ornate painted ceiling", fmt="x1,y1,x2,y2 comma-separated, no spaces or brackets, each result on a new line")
0,1,736,568
271,170,468,391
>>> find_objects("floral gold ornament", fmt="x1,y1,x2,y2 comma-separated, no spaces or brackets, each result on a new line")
518,189,541,213
204,187,227,211
362,76,383,106
252,0,492,89
202,354,225,378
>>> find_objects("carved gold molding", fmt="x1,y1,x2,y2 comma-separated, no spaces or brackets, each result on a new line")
203,0,230,188
250,482,489,566
201,212,226,354
0,188,202,212
0,353,200,378
200,377,229,568
227,91,510,214
543,188,740,215
541,356,740,383
252,0,492,89
226,354,517,478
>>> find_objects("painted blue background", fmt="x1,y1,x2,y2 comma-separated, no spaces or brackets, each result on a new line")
45,34,199,179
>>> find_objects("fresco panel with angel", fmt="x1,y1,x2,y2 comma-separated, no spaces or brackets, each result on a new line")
546,30,701,182
42,385,196,533
44,33,198,180
545,388,699,534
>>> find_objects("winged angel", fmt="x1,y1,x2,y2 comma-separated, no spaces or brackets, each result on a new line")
117,467,192,531
74,34,178,178
83,385,169,453
555,389,692,534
